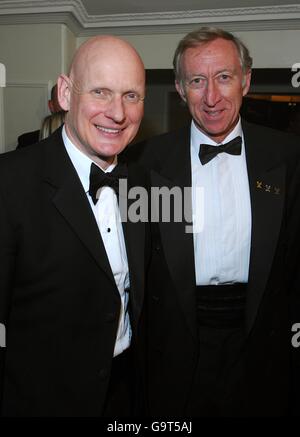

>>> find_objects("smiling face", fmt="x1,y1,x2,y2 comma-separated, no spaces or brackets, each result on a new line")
58,36,145,168
176,38,251,143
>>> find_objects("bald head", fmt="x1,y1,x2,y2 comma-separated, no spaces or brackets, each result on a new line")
69,36,145,91
57,35,145,168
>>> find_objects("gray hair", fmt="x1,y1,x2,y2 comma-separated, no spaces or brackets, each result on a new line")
173,26,253,84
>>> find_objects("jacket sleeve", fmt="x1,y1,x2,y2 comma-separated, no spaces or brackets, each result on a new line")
0,186,17,409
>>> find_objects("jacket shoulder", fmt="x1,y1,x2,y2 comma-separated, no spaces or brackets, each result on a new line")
125,126,190,169
242,120,300,156
0,129,62,181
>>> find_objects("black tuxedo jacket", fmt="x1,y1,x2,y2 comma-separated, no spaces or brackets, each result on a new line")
0,128,148,416
17,129,40,148
129,120,300,416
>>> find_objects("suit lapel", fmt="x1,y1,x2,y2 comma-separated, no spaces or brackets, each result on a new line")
151,128,198,341
42,129,117,288
243,122,286,332
150,122,286,336
120,161,146,329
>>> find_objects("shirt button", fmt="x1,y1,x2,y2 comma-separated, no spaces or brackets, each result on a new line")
107,228,111,233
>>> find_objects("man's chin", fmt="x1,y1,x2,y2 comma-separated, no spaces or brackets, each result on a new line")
198,123,237,143
91,143,128,161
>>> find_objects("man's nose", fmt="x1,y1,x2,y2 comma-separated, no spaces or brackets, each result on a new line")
204,78,221,107
104,95,126,123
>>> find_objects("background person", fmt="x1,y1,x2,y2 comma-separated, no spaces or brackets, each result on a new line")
39,110,66,140
17,84,63,148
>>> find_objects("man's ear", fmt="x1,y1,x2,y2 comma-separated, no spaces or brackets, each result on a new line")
175,80,187,103
242,70,252,97
57,74,71,111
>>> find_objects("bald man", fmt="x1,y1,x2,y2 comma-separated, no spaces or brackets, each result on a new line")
0,36,148,416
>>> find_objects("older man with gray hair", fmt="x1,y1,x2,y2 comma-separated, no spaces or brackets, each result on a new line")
130,26,300,416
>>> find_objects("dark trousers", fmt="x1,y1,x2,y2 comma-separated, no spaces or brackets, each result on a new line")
185,284,247,417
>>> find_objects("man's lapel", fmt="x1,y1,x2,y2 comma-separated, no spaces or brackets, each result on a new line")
42,129,117,289
243,121,286,333
120,161,146,329
150,128,198,341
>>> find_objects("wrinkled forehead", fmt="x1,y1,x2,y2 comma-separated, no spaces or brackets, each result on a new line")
186,39,239,63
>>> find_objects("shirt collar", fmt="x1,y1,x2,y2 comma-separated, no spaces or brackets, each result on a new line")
62,125,117,193
191,117,243,156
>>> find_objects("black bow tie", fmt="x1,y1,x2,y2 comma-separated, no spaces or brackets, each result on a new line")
89,162,128,204
199,136,242,165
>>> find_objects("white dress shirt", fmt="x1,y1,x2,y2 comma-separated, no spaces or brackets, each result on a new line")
62,126,131,356
190,119,252,285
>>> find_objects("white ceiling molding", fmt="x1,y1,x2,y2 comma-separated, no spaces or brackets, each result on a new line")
0,1,299,35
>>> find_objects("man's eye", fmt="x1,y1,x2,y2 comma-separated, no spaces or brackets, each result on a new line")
191,77,202,84
93,89,110,98
124,92,140,103
219,74,231,82
188,77,205,88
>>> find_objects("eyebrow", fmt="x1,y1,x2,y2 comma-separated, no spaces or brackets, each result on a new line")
215,68,237,75
187,67,237,77
90,85,142,93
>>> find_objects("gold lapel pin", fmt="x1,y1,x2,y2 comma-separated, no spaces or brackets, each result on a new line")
256,180,281,195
